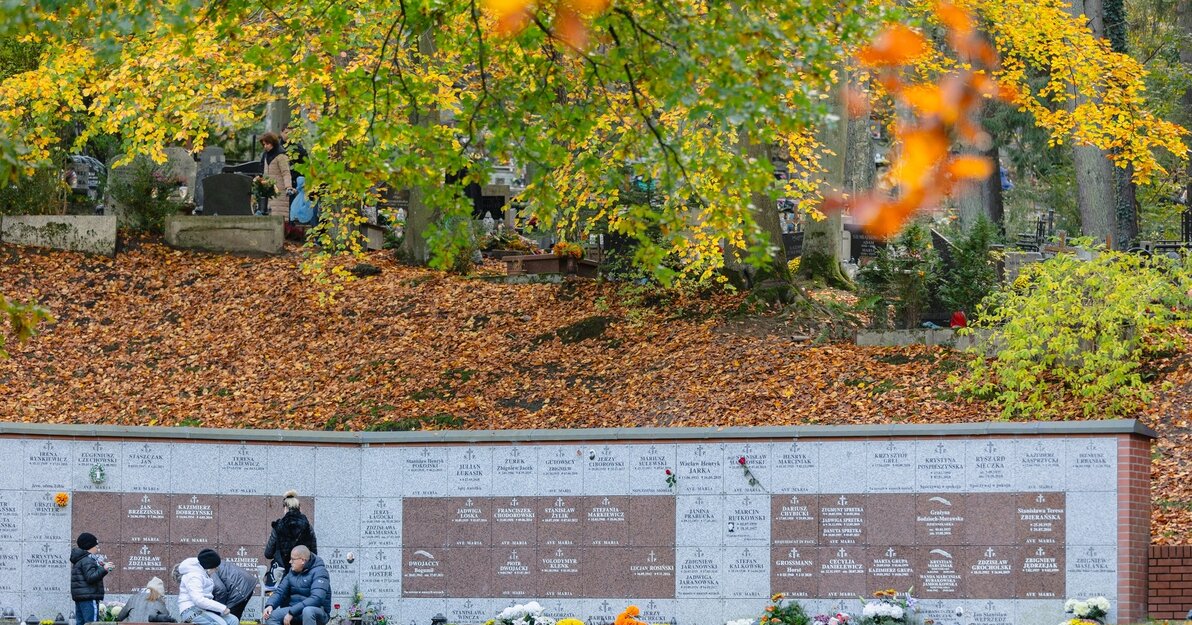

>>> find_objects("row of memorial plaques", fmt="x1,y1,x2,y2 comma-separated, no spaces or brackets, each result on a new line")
1,437,1117,496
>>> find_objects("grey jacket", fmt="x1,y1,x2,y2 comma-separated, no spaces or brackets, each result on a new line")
211,562,258,606
117,589,170,622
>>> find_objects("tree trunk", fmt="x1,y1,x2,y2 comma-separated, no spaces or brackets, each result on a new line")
1181,0,1192,225
401,27,439,264
798,68,850,288
1067,0,1120,246
1104,0,1138,248
958,143,1005,233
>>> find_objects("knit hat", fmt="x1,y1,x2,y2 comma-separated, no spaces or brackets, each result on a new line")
197,549,221,569
76,533,98,550
146,577,165,597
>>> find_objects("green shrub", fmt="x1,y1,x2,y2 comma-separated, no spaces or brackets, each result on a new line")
107,158,185,233
857,222,941,329
956,250,1191,418
0,166,67,216
939,215,1000,318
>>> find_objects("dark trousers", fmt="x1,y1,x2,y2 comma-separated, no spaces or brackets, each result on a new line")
227,597,252,620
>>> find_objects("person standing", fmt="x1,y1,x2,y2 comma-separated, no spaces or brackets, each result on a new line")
117,576,171,622
70,532,113,625
177,549,239,625
264,490,317,574
262,546,330,625
259,133,292,219
212,560,258,619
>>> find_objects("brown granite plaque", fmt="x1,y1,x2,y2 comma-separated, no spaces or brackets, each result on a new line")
1016,492,1065,545
1016,544,1065,599
867,546,915,592
865,495,914,546
915,547,965,598
402,546,447,597
217,495,266,546
625,546,676,598
446,497,490,547
583,496,629,546
914,494,966,545
170,494,218,545
771,495,818,545
122,493,169,543
492,547,536,598
402,497,447,548
73,491,122,543
629,496,675,547
583,547,630,598
770,545,818,598
962,545,1017,599
965,493,1017,545
818,546,866,598
538,496,582,547
492,497,536,547
820,495,865,545
117,542,171,592
444,547,491,597
538,546,583,598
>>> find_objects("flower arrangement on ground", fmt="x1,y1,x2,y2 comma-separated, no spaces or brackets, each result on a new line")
759,593,811,625
614,606,647,625
252,176,278,200
98,601,124,622
1059,596,1110,625
493,601,554,625
812,613,851,625
556,619,584,625
858,589,915,625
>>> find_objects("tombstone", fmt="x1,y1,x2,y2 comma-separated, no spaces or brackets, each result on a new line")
103,154,139,223
193,147,226,211
64,155,105,200
199,173,254,216
163,147,197,204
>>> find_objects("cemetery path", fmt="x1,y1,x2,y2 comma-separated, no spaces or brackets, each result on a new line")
1,241,1189,541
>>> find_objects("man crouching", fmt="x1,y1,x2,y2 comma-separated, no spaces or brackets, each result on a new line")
262,546,330,625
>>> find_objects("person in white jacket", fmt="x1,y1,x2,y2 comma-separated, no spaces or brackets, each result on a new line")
177,550,239,625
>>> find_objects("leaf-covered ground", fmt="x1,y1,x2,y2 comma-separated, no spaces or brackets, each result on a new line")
1,240,1189,542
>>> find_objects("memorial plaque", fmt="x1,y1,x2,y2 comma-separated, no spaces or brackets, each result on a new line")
538,496,581,547
492,547,535,598
23,491,69,542
0,491,22,542
770,441,819,493
1067,438,1116,491
25,440,71,490
770,545,818,598
1017,545,1064,599
819,442,866,494
868,546,915,592
583,496,629,546
584,599,625,625
118,543,171,593
582,547,629,598
817,546,866,598
916,440,966,491
401,547,446,597
1016,492,1065,545
402,599,447,625
626,547,676,598
964,599,1016,625
771,494,818,545
449,446,492,496
967,439,1014,491
321,547,360,599
724,443,769,495
584,444,630,496
867,441,913,493
675,547,723,598
448,599,494,625
1016,440,1065,491
636,599,677,625
629,444,675,495
218,495,267,546
220,444,268,495
492,497,536,547
122,492,169,543
74,440,122,491
23,542,70,593
360,446,403,497
629,496,675,547
962,546,1017,598
675,496,722,547
915,547,964,598
493,447,537,497
0,542,20,592
1066,546,1116,599
220,544,268,581
169,494,218,545
865,494,914,546
723,547,767,598
362,498,403,548
403,447,448,497
723,495,768,546
914,494,966,545
820,494,865,545
538,546,582,598
446,497,489,547
123,443,170,493
539,446,583,496
358,548,400,597
965,493,1016,545
676,444,723,495
403,498,447,548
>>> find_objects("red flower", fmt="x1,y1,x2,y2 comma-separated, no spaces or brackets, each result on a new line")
665,469,672,475
738,457,747,465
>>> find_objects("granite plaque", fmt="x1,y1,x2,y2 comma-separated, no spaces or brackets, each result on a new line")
629,496,675,547
362,498,403,548
914,494,966,545
770,441,819,493
74,440,122,492
169,494,218,545
1016,440,1065,491
1016,492,1065,545
868,441,913,493
492,547,535,598
626,547,676,598
967,439,1014,491
820,495,865,545
538,446,583,496
868,546,915,591
23,491,69,542
446,497,489,548
818,546,866,598
916,547,964,598
723,495,768,546
965,493,1017,545
629,445,675,495
449,446,492,496
118,543,171,592
123,443,170,493
0,543,20,592
675,547,722,598
538,547,582,597
675,496,722,547
403,448,448,497
121,492,168,545
770,546,817,598
962,545,1017,598
722,547,767,598
538,496,582,547
1066,438,1115,492
402,498,447,548
1017,545,1064,599
401,547,446,597
492,497,536,547
492,447,536,497
865,494,914,546
583,496,629,547
25,439,71,490
363,548,403,597
676,444,723,495
584,444,630,496
771,494,818,546
447,599,493,625
22,542,70,593
361,447,403,497
916,440,967,491
0,492,20,542
220,444,269,495
724,443,769,495
819,442,866,494
218,495,267,546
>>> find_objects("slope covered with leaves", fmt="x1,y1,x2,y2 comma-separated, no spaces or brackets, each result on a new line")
0,241,1188,542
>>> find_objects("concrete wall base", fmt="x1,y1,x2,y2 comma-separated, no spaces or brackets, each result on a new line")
0,215,117,256
164,215,284,255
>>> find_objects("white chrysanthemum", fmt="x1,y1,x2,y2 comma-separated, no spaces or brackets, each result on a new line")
862,603,878,618
1090,597,1110,612
1064,600,1077,613
1072,602,1090,617
889,606,904,620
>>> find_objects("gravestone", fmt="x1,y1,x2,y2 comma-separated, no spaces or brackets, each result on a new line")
200,174,254,216
64,155,105,202
103,155,139,223
193,147,227,211
163,147,197,203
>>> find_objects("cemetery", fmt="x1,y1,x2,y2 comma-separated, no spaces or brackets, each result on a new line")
1,1,1192,625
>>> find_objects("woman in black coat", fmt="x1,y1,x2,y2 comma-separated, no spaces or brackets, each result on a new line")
264,490,317,574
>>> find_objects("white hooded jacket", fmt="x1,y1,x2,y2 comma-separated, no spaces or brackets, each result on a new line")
176,557,228,615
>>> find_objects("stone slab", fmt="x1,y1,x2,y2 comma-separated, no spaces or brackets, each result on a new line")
164,215,284,255
0,215,117,256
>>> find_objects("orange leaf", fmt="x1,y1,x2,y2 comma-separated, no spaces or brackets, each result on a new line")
484,0,533,35
890,128,949,189
565,0,609,17
934,1,973,34
857,25,927,68
554,7,589,49
947,155,994,180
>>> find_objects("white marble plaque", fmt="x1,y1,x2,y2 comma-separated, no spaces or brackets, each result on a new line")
403,447,448,497
675,444,723,495
583,444,630,496
769,441,819,493
538,446,583,496
629,444,676,495
449,446,492,496
73,440,122,492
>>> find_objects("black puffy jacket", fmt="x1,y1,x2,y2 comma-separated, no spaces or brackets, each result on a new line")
70,547,108,601
264,510,317,569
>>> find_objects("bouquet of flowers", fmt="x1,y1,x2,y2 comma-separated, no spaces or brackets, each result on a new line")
98,601,125,622
812,613,851,625
552,241,584,259
858,589,915,625
252,176,278,200
494,601,554,625
1059,596,1110,625
760,593,811,625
